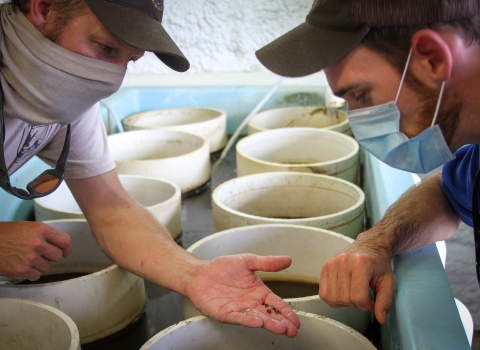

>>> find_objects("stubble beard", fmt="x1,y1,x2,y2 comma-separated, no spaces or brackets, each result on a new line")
405,73,462,146
40,18,65,45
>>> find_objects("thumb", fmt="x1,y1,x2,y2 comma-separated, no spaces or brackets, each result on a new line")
373,272,396,324
246,254,293,273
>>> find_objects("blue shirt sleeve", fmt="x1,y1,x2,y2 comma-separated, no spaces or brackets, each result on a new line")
441,144,480,227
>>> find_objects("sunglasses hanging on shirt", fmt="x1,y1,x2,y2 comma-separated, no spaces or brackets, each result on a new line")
0,105,71,200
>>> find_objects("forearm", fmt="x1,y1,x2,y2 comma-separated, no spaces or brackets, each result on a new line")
86,199,205,295
67,172,206,295
361,172,460,258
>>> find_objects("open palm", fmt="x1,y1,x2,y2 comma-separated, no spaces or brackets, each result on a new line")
185,253,301,338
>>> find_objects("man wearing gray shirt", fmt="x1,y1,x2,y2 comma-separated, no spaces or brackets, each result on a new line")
0,0,300,337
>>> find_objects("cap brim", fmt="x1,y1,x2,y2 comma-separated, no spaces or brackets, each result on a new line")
85,0,190,72
256,22,369,78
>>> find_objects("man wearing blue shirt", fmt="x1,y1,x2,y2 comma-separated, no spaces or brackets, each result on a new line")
257,0,480,324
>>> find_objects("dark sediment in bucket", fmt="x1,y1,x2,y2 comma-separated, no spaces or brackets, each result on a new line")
263,280,319,299
16,273,89,285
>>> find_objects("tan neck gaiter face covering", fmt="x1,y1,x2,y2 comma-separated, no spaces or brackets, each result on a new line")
0,4,127,126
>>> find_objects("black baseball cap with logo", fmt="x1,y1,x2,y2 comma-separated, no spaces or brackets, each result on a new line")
85,0,190,72
256,0,480,78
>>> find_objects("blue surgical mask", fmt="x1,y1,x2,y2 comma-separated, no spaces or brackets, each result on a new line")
347,50,455,174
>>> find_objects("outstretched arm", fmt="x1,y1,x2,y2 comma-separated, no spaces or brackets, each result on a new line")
67,170,300,337
320,172,460,324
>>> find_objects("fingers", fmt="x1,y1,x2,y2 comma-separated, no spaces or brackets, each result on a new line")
373,273,396,324
246,255,292,273
264,295,301,331
25,257,51,281
20,267,42,281
32,256,52,272
350,258,375,312
320,248,397,325
26,224,71,269
226,300,299,338
320,254,376,312
44,226,73,258
227,308,264,329
0,222,72,280
246,307,298,338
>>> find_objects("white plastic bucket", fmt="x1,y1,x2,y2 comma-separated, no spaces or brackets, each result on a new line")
0,298,80,350
0,220,146,344
248,107,351,136
184,224,370,334
141,312,376,350
212,172,365,238
108,129,210,194
237,128,359,183
122,107,227,153
34,175,182,240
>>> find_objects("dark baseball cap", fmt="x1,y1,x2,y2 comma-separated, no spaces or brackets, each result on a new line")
256,0,480,78
85,0,190,72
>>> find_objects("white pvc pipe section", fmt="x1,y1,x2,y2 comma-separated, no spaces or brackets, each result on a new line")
211,76,285,173
100,100,124,133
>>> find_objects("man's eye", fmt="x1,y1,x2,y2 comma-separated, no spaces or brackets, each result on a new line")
100,44,113,52
355,92,366,102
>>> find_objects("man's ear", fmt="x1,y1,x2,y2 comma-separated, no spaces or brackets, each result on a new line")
411,29,453,84
26,0,54,31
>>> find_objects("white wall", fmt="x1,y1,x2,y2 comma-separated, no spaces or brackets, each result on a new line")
123,0,328,87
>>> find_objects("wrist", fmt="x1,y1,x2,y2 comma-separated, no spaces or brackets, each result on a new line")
174,254,209,297
356,225,396,260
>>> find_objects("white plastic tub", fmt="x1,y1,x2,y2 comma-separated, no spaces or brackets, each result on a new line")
212,172,365,238
184,224,370,334
248,106,351,136
141,312,375,350
237,128,359,183
108,129,210,194
0,298,80,350
34,175,182,240
0,220,146,344
122,107,227,153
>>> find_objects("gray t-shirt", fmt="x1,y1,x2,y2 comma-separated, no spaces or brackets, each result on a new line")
4,103,116,180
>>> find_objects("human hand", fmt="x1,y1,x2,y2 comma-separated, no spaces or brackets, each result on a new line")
319,234,396,324
185,253,301,338
0,221,72,280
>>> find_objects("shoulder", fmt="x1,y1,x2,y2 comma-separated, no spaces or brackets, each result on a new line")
441,144,479,226
442,145,479,182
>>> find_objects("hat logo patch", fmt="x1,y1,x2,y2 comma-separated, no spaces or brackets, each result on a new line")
152,0,163,11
